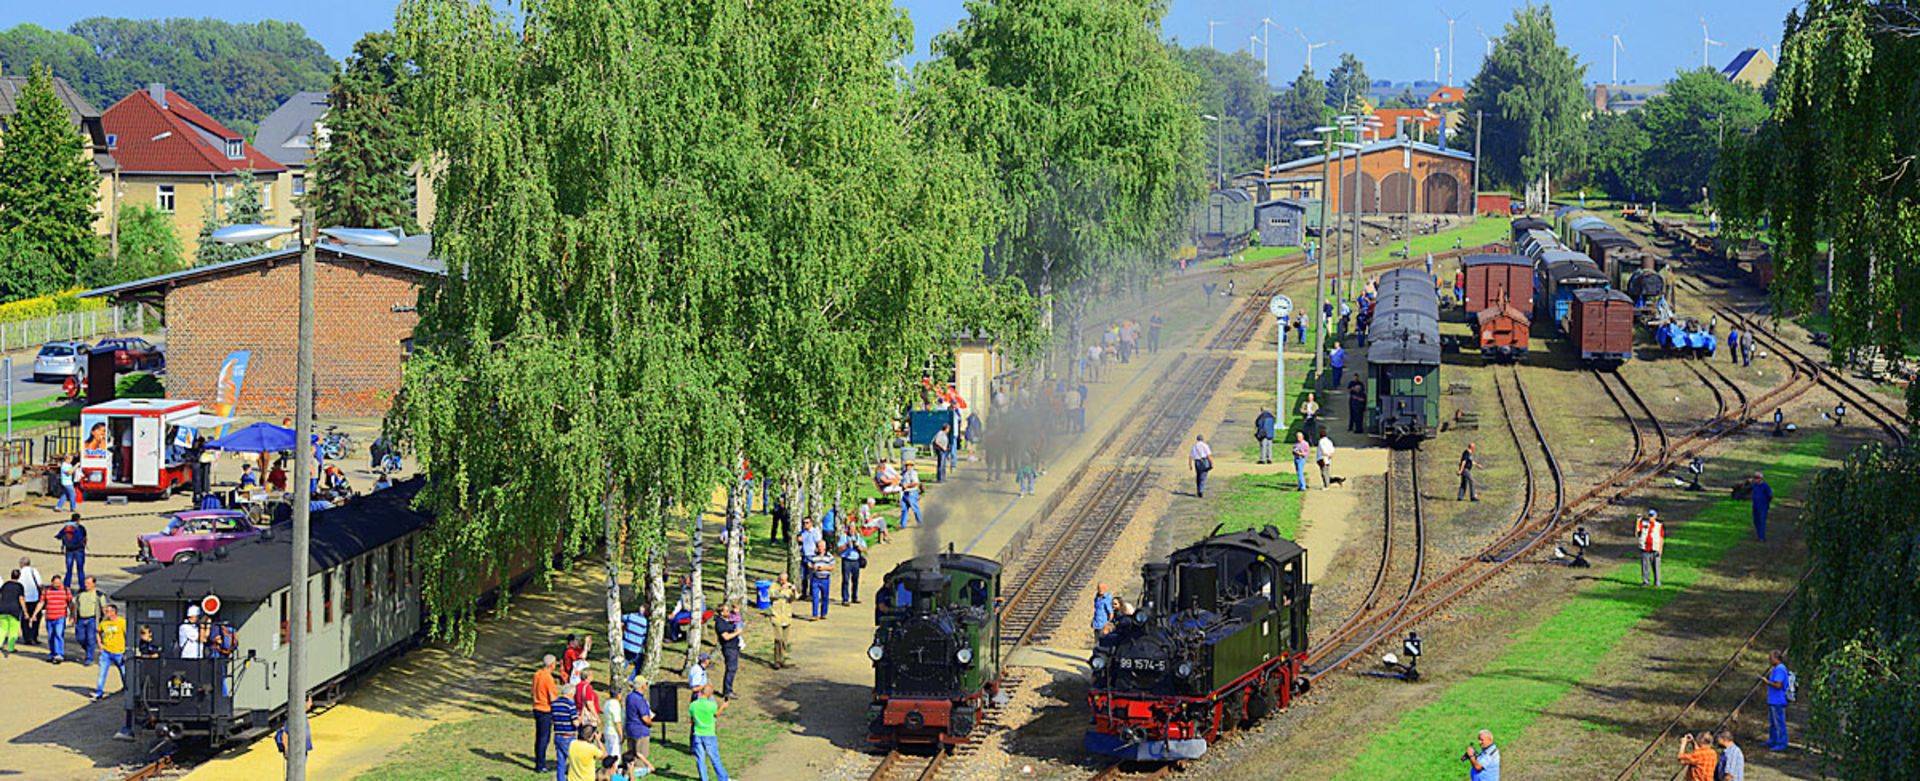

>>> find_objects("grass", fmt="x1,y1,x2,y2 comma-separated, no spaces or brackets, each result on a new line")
10,394,82,427
1335,434,1829,780
1210,472,1308,541
356,706,784,781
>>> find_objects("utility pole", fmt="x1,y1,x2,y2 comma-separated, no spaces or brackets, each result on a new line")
1315,133,1333,380
1473,109,1483,215
286,202,315,780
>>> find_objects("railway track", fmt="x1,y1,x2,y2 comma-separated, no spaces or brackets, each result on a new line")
867,748,948,781
1304,445,1425,676
1089,762,1174,781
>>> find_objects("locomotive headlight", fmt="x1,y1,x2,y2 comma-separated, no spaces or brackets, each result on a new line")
868,645,885,662
1091,654,1107,671
1177,662,1192,678
956,647,973,665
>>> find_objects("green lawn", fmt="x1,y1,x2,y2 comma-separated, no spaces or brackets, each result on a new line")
1211,472,1308,541
9,394,82,427
1336,434,1829,780
356,706,783,781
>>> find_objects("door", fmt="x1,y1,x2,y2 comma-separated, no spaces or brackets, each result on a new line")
133,415,163,486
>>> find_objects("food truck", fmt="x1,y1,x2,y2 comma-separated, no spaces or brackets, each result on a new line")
78,399,231,498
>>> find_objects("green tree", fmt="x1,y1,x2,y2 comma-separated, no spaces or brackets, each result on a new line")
1793,442,1920,777
919,0,1204,360
393,0,1020,696
1170,44,1267,176
1583,111,1654,201
1323,53,1370,110
1720,1,1920,376
1459,3,1588,205
101,202,185,284
192,176,267,265
0,61,100,295
1638,68,1767,205
0,18,333,137
1269,65,1329,164
311,31,422,232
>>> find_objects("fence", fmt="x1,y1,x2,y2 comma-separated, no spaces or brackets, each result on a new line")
43,425,79,462
0,304,146,352
2,438,28,483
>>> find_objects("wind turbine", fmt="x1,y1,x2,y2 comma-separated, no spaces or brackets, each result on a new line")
1295,27,1332,71
1476,26,1494,57
1610,34,1625,85
1434,47,1442,84
1208,19,1223,50
1260,17,1281,87
1700,17,1726,69
1439,8,1463,86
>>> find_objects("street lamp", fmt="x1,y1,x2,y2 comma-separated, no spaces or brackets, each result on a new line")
1201,114,1224,189
1294,127,1338,382
1335,139,1367,305
210,208,396,781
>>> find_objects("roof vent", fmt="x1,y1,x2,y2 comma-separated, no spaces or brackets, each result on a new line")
148,83,167,109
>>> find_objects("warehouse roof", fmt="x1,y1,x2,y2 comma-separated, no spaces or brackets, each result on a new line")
81,234,438,301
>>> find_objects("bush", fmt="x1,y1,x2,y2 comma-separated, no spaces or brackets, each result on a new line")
0,288,108,324
115,372,165,399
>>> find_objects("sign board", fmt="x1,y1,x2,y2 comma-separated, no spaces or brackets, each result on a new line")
200,594,222,615
1268,295,1294,321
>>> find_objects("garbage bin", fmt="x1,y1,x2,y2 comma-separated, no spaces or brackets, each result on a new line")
754,579,772,610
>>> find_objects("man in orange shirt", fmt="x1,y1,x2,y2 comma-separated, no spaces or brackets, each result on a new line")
533,654,560,773
1677,732,1718,781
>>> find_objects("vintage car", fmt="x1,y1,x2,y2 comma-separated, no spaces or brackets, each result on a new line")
138,510,263,564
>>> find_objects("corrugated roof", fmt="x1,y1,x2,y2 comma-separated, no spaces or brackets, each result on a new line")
81,234,438,300
1265,137,1473,176
252,91,329,167
103,87,287,175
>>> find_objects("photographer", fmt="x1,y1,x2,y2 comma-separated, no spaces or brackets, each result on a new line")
1677,732,1719,781
1463,729,1499,780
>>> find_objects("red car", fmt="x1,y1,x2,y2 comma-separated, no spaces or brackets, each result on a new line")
95,337,164,372
138,510,261,564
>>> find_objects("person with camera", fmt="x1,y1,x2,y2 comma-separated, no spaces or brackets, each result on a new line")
1463,729,1499,780
1677,731,1719,781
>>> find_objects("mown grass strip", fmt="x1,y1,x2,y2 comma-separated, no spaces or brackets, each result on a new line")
1336,434,1828,780
1211,472,1308,541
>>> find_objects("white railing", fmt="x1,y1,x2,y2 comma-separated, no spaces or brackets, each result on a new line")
0,305,146,352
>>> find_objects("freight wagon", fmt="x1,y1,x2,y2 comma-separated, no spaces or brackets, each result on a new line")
1565,288,1636,365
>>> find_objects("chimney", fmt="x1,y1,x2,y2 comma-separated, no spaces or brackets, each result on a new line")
148,83,167,109
1592,83,1609,114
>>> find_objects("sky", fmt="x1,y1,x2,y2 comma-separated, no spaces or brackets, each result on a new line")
11,0,1803,87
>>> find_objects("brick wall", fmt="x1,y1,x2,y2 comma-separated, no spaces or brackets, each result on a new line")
163,251,424,417
1327,146,1474,215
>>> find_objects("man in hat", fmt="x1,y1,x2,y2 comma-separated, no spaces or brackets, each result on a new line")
688,652,712,697
897,460,923,529
178,605,206,659
1637,509,1665,587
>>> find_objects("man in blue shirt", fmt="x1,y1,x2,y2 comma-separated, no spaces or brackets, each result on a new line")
837,529,867,606
1253,408,1277,464
1330,344,1347,387
1091,583,1113,637
1467,728,1499,780
1749,472,1774,541
623,679,654,760
1764,650,1791,750
897,462,923,529
621,608,647,683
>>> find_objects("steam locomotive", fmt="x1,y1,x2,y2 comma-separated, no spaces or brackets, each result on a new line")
1086,524,1312,761
866,552,1003,748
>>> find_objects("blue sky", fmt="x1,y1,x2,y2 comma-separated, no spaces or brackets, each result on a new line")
13,0,1800,87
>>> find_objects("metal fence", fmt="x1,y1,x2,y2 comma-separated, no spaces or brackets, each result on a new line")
1,438,28,483
0,304,146,352
43,425,79,462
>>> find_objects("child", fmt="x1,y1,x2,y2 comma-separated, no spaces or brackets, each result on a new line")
610,752,655,780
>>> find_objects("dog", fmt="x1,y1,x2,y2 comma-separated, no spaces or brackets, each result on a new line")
1326,475,1350,488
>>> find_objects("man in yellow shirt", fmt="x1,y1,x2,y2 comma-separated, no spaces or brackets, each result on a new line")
768,573,797,669
568,724,606,781
94,603,127,700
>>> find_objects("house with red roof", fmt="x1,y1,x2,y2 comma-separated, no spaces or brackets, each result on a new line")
0,73,118,236
101,83,292,255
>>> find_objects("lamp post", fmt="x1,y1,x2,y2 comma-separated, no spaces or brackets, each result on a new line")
1201,114,1224,189
1294,126,1338,381
211,210,397,781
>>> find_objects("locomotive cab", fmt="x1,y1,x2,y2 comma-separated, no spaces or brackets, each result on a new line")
1088,525,1310,761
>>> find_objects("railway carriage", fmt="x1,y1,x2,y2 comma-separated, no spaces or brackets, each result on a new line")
1365,268,1442,439
1460,255,1534,361
1534,252,1608,331
867,553,1003,748
113,481,429,746
1086,525,1311,761
1565,288,1637,365
1509,216,1552,246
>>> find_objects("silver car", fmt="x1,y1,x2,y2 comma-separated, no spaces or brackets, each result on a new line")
31,341,91,382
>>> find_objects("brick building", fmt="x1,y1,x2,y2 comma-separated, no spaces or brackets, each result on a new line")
82,235,437,417
1262,137,1474,216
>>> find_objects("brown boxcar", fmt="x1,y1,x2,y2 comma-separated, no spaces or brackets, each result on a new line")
1460,255,1535,316
1474,305,1531,361
1566,288,1635,364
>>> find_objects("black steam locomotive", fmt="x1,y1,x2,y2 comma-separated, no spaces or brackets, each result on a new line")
1086,525,1311,761
866,553,1003,748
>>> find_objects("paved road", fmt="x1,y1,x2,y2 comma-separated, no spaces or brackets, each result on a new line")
1,338,167,432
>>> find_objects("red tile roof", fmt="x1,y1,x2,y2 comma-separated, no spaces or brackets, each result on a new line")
1427,86,1468,104
1368,109,1442,138
102,88,286,175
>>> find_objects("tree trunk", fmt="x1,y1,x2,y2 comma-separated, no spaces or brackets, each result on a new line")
684,502,706,666
642,522,666,683
724,458,748,608
600,482,628,709
788,468,808,581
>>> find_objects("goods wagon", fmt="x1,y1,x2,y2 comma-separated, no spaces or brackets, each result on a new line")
1460,255,1535,315
1566,288,1635,365
1510,217,1552,246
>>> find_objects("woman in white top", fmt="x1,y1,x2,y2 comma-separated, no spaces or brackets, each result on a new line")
1316,434,1337,489
16,557,42,645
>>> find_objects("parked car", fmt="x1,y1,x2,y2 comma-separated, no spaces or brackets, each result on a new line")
31,341,90,382
95,337,164,372
138,510,263,565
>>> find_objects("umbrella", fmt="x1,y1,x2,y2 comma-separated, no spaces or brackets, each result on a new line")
204,422,297,453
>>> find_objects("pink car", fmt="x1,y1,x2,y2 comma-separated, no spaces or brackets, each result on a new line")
138,510,262,564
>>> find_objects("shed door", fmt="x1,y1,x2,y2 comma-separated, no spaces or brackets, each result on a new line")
133,415,162,486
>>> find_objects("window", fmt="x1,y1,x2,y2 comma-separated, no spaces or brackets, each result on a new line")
263,182,274,212
157,185,175,213
385,547,396,593
279,594,288,647
224,138,243,159
363,555,374,607
105,133,117,149
292,174,306,196
344,562,355,617
306,581,313,633
323,571,334,624
405,538,415,588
